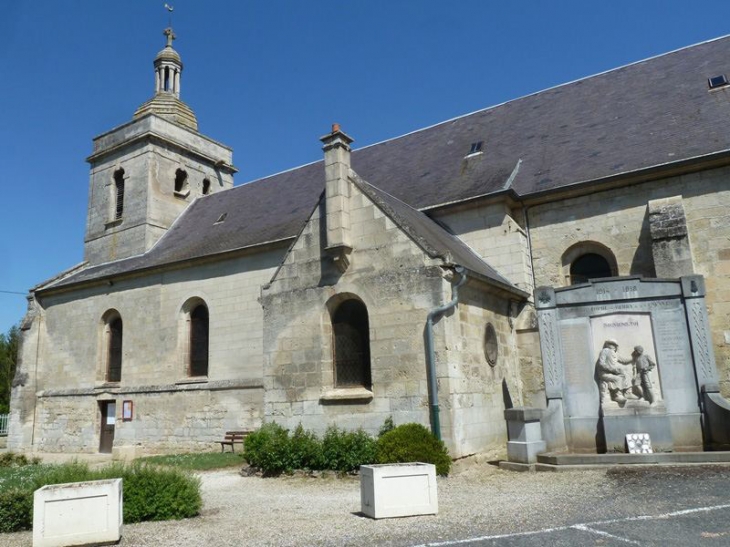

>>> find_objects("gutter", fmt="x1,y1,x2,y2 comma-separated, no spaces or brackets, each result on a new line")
425,266,467,441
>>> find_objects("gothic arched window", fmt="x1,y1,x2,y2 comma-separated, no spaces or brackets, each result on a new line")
189,304,209,377
332,299,371,389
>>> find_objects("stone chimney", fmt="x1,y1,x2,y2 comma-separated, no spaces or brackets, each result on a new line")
320,124,354,271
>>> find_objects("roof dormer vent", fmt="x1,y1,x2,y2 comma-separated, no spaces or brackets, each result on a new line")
708,74,729,89
466,141,483,157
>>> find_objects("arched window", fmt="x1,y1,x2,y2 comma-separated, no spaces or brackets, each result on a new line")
332,299,371,389
570,253,612,284
102,311,122,383
561,242,618,285
113,168,125,220
189,304,209,377
202,178,211,195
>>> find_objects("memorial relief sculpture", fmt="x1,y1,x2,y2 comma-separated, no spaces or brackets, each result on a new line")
631,345,658,404
596,339,634,405
596,339,661,406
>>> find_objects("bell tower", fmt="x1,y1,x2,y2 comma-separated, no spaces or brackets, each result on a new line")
83,28,236,266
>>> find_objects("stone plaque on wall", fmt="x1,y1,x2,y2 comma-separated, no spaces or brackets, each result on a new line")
560,319,595,417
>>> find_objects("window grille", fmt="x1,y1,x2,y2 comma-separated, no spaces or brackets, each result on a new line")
332,300,371,388
114,169,125,220
189,305,209,377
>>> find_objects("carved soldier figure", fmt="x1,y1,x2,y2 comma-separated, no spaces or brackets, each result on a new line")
596,339,633,405
631,345,657,404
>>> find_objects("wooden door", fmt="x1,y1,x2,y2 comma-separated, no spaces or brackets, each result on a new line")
99,401,116,453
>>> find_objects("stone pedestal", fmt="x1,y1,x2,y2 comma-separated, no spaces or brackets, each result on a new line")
502,408,546,470
601,401,674,452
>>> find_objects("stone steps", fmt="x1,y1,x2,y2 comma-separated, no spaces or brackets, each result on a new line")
534,451,730,472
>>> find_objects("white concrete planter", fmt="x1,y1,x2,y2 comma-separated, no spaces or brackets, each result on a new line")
33,478,123,547
360,463,438,519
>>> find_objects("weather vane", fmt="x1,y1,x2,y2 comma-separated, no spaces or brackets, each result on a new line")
164,3,174,28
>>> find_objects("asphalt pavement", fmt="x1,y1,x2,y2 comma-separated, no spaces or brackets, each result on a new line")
413,466,730,547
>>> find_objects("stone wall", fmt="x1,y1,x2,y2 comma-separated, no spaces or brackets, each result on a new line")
29,386,263,456
261,181,521,457
528,166,730,397
438,283,521,458
85,115,234,265
9,248,282,454
262,187,445,437
433,202,533,293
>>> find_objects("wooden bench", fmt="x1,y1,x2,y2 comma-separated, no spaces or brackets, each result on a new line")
219,430,251,453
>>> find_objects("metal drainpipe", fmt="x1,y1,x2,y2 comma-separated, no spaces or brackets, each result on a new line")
425,266,467,441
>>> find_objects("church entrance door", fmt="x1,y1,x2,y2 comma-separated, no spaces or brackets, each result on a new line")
99,401,116,453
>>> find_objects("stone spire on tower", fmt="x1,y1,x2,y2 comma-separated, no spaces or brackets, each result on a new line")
133,27,198,130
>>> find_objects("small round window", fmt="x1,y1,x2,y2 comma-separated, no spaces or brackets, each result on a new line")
484,323,498,367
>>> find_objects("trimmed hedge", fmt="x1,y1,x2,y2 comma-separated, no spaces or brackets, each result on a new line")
0,461,201,533
243,422,377,475
244,419,452,476
376,423,452,476
322,426,377,473
243,422,293,475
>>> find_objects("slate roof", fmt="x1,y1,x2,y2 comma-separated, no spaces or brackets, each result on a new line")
42,35,730,291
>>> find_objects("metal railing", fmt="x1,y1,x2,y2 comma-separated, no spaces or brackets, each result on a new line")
0,413,9,436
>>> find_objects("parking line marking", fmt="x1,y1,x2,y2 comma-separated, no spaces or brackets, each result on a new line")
573,524,642,545
411,503,730,547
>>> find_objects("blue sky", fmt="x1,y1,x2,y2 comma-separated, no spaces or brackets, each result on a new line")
2,1,730,334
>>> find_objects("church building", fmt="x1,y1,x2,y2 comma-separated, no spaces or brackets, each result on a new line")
9,31,730,459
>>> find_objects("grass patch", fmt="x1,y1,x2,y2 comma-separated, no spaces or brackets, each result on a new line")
0,464,47,490
138,451,245,470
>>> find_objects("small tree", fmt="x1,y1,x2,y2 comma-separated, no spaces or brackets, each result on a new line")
0,325,20,414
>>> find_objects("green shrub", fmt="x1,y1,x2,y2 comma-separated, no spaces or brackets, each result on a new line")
243,422,293,475
376,423,452,476
0,489,32,533
0,461,202,533
120,464,201,522
138,452,244,470
243,422,378,475
289,424,325,471
322,425,377,474
31,461,94,487
378,416,395,438
0,452,39,468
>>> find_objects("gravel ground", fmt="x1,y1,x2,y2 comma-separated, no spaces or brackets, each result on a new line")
5,463,730,546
